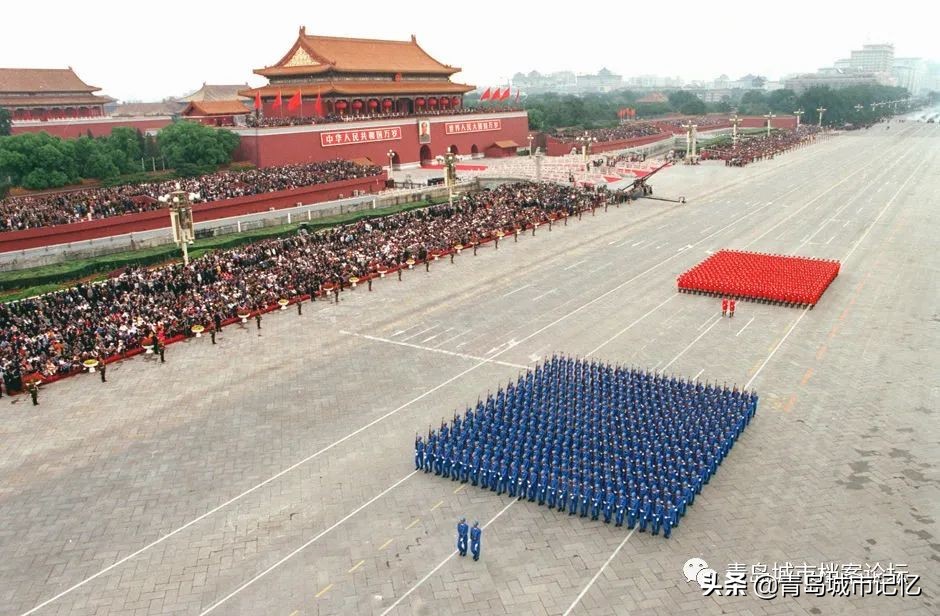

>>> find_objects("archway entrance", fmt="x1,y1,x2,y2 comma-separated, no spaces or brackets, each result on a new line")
388,151,401,170
419,145,433,164
448,144,459,155
470,144,479,158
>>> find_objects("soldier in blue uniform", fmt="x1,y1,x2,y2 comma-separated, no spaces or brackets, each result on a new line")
470,521,482,561
457,518,469,557
414,436,425,471
603,489,616,524
615,491,627,527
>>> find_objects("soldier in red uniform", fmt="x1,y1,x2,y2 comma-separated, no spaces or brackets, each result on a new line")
729,299,736,318
721,298,728,317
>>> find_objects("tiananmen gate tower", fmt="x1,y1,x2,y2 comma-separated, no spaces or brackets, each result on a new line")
233,27,528,168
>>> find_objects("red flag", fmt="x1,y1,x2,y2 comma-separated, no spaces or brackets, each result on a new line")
287,89,302,112
480,87,491,101
501,88,511,101
253,91,261,110
314,89,323,117
273,91,283,109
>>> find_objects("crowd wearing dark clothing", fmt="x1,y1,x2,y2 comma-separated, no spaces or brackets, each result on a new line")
0,160,382,232
0,183,606,381
700,126,821,166
555,123,663,144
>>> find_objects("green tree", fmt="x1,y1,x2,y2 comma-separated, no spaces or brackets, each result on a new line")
0,108,10,137
766,89,798,114
667,90,701,112
526,107,547,131
157,121,239,169
107,127,143,173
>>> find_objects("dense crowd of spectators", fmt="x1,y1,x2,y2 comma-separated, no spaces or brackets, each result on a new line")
0,160,383,232
654,116,728,131
244,106,522,128
0,182,606,383
699,126,821,166
555,123,663,144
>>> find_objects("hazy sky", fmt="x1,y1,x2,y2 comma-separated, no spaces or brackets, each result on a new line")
2,0,936,101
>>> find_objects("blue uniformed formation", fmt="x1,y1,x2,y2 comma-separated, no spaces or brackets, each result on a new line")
415,355,758,538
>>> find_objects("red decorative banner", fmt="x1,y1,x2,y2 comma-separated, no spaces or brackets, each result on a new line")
444,119,502,135
321,126,402,147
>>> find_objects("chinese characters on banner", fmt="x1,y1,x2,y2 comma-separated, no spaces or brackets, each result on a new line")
321,127,403,147
444,119,503,135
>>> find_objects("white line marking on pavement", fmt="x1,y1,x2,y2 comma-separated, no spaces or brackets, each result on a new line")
564,259,588,271
390,324,421,337
380,499,517,615
697,313,717,330
340,331,529,370
699,224,714,235
562,529,637,616
842,158,927,265
693,368,705,380
400,325,438,342
200,472,418,615
843,219,851,228
586,295,676,357
745,148,902,249
745,309,808,390
500,284,532,298
735,316,755,337
434,329,469,348
662,315,722,371
826,234,836,245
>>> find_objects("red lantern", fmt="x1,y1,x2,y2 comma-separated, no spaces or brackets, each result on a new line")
352,100,363,110
369,99,378,109
335,100,348,110
383,99,393,108
440,97,450,107
428,97,438,107
415,97,425,107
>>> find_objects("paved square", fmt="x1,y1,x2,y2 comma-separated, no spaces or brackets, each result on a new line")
1,119,937,616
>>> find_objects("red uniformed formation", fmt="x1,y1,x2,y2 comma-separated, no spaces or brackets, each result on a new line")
677,249,840,307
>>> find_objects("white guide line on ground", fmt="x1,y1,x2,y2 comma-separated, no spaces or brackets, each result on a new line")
561,134,928,616
378,498,517,616
792,146,914,251
19,132,882,616
735,316,756,337
339,330,530,370
744,138,913,250
661,315,723,372
198,471,419,616
500,283,532,298
841,157,928,265
585,295,676,358
561,529,637,616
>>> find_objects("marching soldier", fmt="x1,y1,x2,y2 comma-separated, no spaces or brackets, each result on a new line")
99,356,107,383
457,518,469,557
721,297,728,317
470,521,482,562
728,298,736,318
28,380,39,406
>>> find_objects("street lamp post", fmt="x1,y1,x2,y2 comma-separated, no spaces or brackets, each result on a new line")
442,147,457,207
527,133,534,156
158,183,199,266
816,106,827,128
763,113,776,137
386,149,396,175
681,121,697,163
729,115,743,147
794,109,804,128
576,132,597,162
